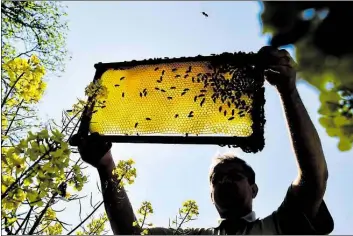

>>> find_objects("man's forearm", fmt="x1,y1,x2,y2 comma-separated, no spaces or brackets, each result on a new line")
97,155,140,235
279,87,328,185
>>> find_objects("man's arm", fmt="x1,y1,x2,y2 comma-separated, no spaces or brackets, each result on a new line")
259,46,333,234
96,151,140,235
77,133,140,235
278,86,328,217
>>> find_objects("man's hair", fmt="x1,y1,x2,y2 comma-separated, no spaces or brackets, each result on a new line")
209,153,255,185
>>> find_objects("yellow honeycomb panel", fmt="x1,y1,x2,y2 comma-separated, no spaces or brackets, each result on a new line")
89,58,263,140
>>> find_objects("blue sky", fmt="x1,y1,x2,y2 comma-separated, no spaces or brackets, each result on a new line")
37,1,352,234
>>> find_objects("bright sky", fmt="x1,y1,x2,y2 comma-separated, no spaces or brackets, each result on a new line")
37,1,352,235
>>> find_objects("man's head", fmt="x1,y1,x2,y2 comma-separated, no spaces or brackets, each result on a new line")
209,153,258,219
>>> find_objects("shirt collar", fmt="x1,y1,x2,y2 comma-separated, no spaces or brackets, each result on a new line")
241,211,257,222
217,211,257,227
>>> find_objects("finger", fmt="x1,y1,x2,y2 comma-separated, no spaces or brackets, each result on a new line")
264,68,281,75
278,49,291,58
266,65,292,73
277,56,292,66
264,69,281,81
258,46,279,58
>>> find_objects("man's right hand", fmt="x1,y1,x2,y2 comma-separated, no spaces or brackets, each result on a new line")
77,133,113,169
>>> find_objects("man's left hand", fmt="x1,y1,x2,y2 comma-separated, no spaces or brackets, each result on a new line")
258,46,297,92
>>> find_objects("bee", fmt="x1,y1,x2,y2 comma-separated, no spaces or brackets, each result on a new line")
188,111,194,117
146,118,151,121
200,89,207,93
140,92,143,97
170,86,176,89
224,110,227,116
201,11,209,17
154,67,159,71
228,117,235,121
175,75,181,78
167,97,173,100
114,84,120,87
200,98,206,107
120,76,125,80
184,74,189,78
219,106,222,112
155,87,160,90
181,91,186,96
172,68,177,72
162,70,165,75
175,114,179,118
122,92,125,97
135,123,139,128
183,88,190,91
232,109,235,116
161,89,166,92
194,96,198,102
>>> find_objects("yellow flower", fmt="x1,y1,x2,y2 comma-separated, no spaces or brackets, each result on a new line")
30,54,40,65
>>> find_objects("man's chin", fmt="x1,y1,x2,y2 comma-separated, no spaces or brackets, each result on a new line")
217,202,243,213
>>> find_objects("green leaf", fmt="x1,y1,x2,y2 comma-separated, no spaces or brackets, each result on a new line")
319,117,335,128
338,138,352,151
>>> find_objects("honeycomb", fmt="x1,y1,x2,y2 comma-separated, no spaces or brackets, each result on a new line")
87,54,265,152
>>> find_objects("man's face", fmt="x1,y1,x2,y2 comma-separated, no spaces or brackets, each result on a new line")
210,162,254,216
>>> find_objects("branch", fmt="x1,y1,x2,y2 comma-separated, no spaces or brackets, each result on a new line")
1,72,25,108
174,208,191,235
1,147,52,198
14,206,33,235
2,99,24,145
89,216,108,235
27,196,55,234
66,201,104,235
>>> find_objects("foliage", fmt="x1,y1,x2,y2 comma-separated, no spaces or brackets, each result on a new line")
260,2,353,151
1,55,46,143
1,1,69,73
133,199,200,235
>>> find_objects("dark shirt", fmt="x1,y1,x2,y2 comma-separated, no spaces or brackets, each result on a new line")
147,187,334,235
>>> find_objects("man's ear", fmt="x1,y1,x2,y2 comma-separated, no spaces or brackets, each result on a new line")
251,183,258,199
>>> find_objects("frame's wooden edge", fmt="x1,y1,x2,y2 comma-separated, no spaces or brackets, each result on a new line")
98,135,251,145
94,51,262,70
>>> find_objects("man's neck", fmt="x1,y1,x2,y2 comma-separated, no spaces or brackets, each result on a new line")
220,209,255,220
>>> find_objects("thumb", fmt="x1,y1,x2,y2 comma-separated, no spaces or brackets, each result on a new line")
264,68,281,85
